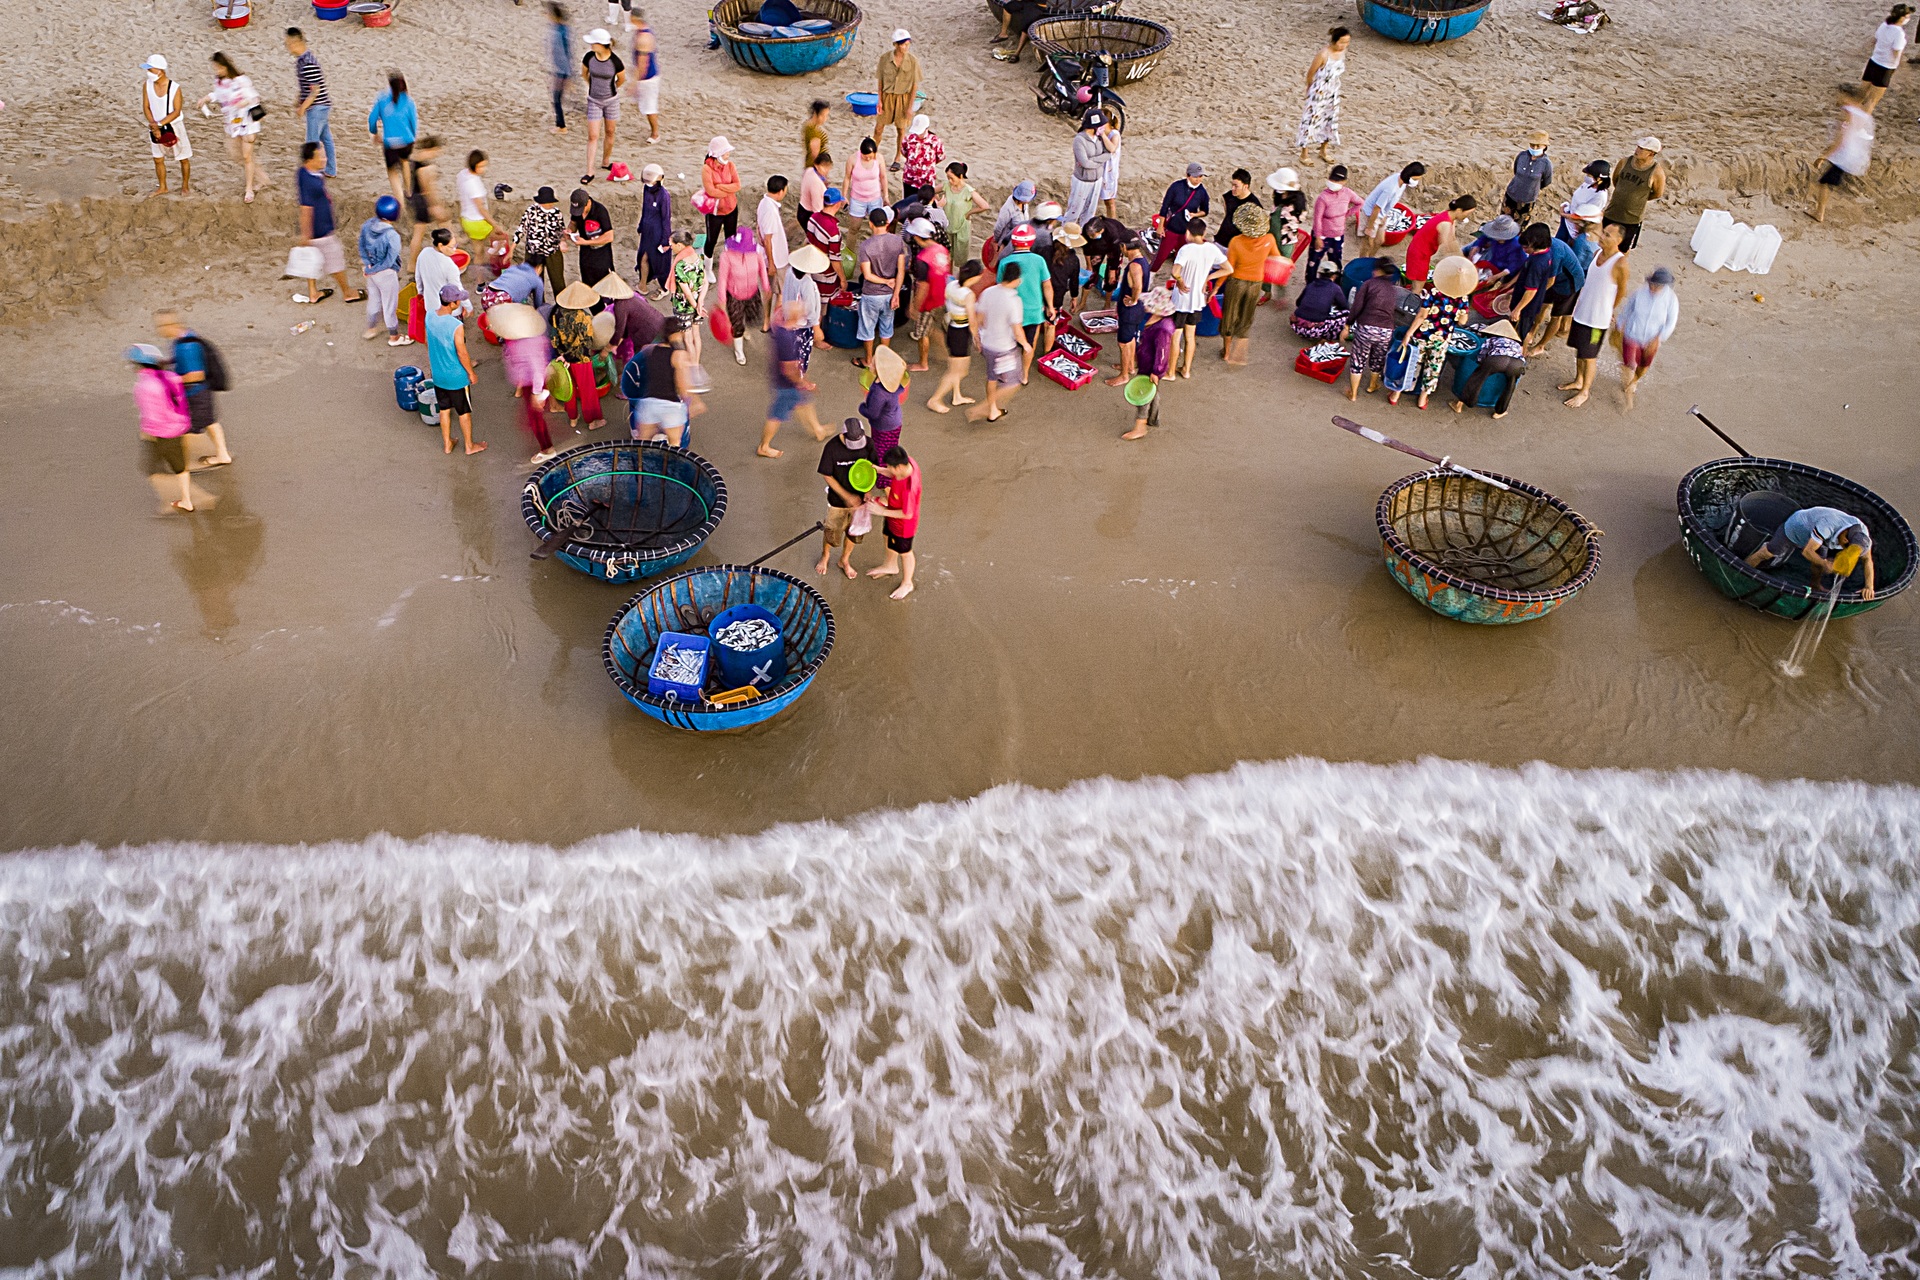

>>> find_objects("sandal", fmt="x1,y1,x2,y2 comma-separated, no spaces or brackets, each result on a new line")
344,290,367,303
301,288,335,304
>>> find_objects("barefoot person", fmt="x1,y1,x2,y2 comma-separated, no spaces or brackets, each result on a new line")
129,344,196,514
1744,507,1877,600
815,416,876,579
874,30,922,170
761,298,821,458
201,53,264,203
1813,84,1875,224
1561,223,1628,408
1613,266,1679,411
141,55,192,196
1341,258,1402,402
628,9,662,145
968,260,1031,422
426,285,486,456
1104,235,1149,387
863,445,921,600
1123,287,1176,440
1861,6,1912,113
1295,27,1349,164
156,311,234,468
926,266,977,413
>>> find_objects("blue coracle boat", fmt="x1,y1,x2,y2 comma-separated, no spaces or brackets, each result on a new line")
603,566,836,730
714,0,861,74
522,442,727,584
1356,0,1491,44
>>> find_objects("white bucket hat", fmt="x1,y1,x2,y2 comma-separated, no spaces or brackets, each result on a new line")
585,27,612,45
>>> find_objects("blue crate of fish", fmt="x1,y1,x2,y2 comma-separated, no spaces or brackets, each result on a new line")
647,631,712,702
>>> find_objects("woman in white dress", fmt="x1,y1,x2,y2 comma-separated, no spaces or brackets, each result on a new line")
1295,27,1350,164
200,52,264,202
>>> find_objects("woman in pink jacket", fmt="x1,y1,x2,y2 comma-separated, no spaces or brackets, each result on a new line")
714,227,770,365
129,343,196,512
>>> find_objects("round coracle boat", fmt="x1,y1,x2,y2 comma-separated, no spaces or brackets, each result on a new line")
1357,0,1492,44
988,0,1121,23
713,0,860,74
1378,469,1602,623
522,442,727,584
1676,457,1914,620
604,566,836,731
1027,15,1174,83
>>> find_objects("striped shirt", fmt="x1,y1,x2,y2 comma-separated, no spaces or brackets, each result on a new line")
294,50,329,107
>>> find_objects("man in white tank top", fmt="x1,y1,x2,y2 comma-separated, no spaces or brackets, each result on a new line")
1560,224,1629,408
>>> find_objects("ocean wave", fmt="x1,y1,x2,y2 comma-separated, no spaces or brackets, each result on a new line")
2,759,1917,1278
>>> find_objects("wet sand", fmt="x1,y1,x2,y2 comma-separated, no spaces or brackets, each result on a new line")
2,212,1916,850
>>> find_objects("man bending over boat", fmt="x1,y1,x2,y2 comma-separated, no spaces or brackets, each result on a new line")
1745,506,1876,600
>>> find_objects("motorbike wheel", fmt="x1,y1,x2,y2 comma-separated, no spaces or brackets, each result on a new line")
1035,92,1062,116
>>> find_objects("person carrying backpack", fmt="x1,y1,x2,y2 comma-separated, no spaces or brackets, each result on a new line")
155,310,232,467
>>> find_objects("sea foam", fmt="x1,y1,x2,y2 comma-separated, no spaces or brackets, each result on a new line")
1,758,1916,1278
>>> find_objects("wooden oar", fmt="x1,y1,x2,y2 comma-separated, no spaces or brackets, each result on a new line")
749,521,826,567
1687,405,1754,459
1331,416,1513,492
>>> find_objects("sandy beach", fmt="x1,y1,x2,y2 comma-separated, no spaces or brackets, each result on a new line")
2,3,1919,1275
2,0,1919,845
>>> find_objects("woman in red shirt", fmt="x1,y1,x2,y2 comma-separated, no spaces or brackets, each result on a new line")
1404,194,1476,284
700,136,742,260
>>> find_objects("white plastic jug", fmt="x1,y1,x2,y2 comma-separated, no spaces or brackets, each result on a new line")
1746,225,1781,275
1690,209,1733,254
1694,220,1748,273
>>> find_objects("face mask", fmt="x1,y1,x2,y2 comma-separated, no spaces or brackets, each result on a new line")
1529,147,1546,156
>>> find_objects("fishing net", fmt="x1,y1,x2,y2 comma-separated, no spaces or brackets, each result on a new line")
531,445,721,553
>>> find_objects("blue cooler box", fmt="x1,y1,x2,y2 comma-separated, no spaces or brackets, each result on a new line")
824,304,860,349
647,632,711,702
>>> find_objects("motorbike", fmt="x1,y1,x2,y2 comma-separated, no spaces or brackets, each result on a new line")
1034,47,1126,134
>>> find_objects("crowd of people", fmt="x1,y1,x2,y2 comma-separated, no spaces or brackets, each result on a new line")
127,6,1917,596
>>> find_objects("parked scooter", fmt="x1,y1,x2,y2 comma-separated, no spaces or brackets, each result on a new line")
1034,47,1126,133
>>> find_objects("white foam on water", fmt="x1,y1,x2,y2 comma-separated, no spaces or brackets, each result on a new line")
2,759,1918,1279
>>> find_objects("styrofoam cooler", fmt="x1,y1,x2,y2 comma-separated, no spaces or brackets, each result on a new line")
1694,219,1748,272
1746,225,1781,275
1724,225,1762,273
1690,209,1734,254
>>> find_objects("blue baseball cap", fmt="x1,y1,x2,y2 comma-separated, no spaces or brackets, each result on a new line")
822,186,844,206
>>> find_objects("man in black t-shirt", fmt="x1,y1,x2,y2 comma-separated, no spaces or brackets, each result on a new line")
815,416,876,579
569,187,617,285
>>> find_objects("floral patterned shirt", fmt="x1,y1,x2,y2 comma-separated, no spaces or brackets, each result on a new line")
901,130,944,191
515,203,564,258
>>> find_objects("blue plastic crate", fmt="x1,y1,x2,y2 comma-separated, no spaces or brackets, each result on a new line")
647,632,711,702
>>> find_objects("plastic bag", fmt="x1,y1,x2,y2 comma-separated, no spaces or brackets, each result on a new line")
848,504,873,538
285,245,323,279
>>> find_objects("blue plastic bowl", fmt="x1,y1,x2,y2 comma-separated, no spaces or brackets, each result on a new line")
845,91,879,116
